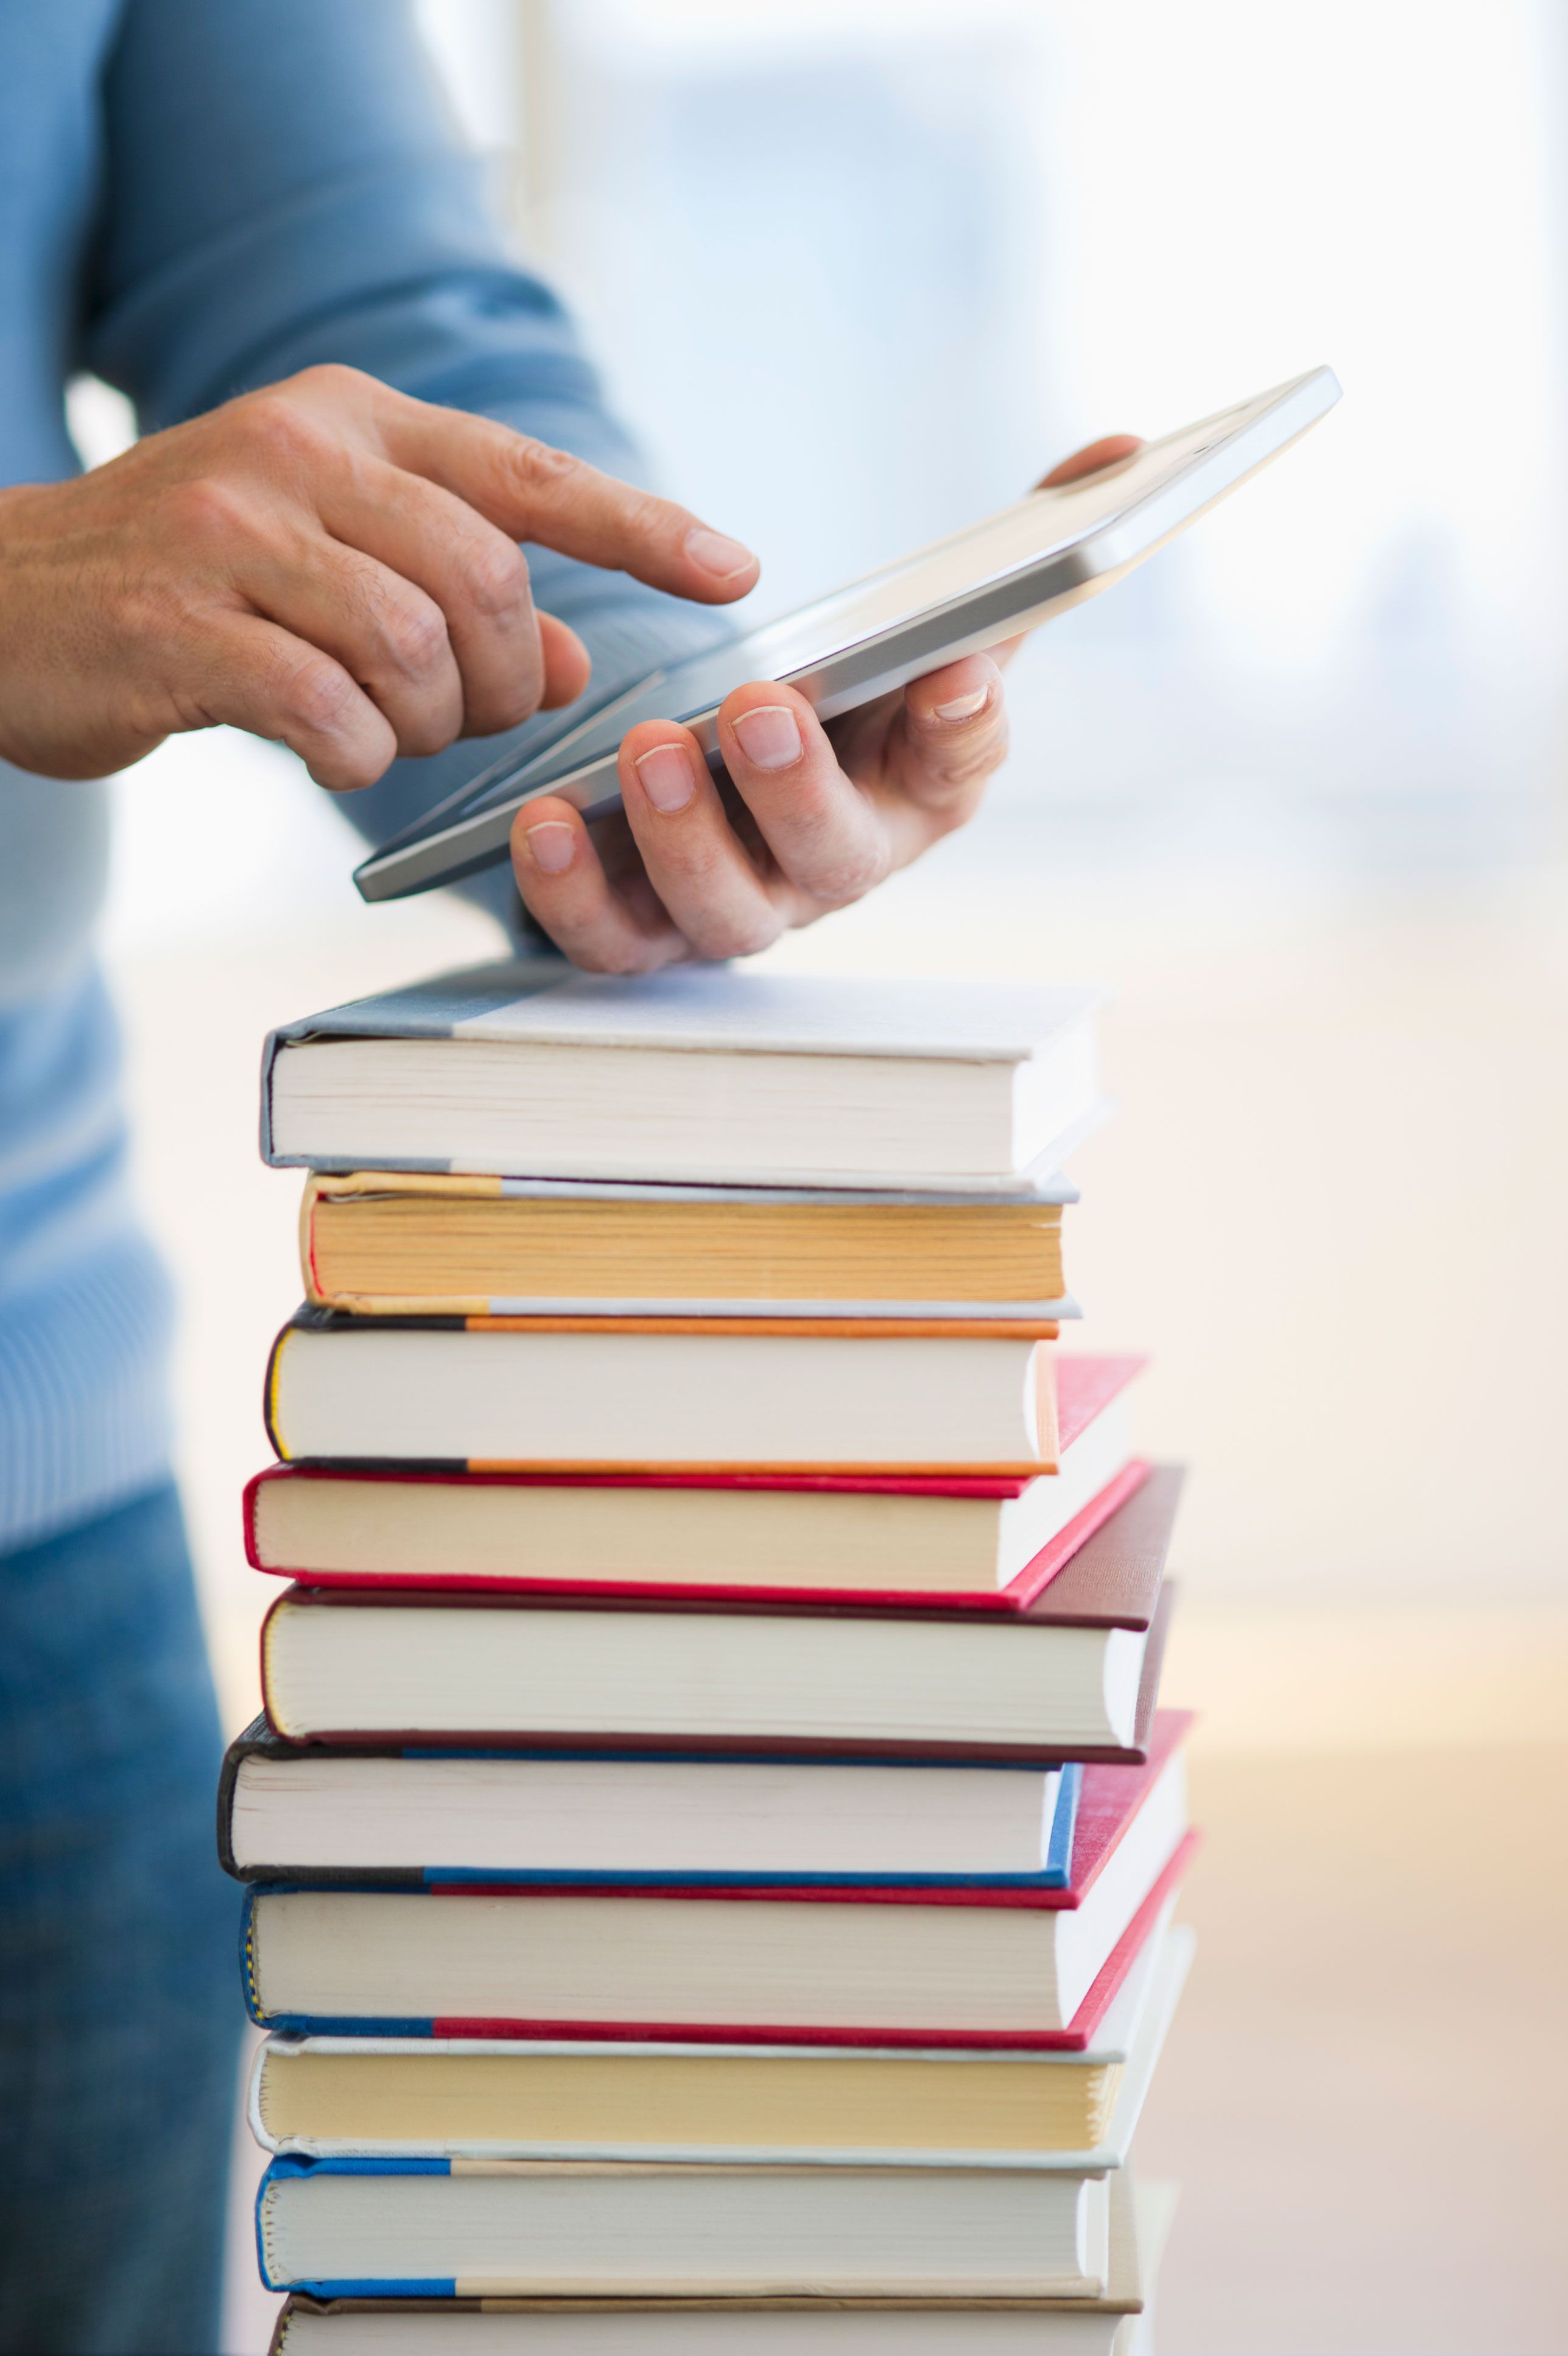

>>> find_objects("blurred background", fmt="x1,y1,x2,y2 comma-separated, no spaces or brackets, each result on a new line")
73,2,1568,2347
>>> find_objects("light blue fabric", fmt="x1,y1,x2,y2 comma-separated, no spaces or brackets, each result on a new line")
0,0,722,1551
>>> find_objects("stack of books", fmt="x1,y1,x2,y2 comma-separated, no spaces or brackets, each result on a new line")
222,960,1195,2354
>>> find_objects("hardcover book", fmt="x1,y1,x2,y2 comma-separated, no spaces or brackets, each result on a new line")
262,1321,1140,1480
264,2168,1171,2349
257,1570,1174,1761
297,1169,1078,1320
248,1907,1188,2164
260,962,1106,1190
256,2156,1116,2301
246,1380,1165,1611
220,1734,1083,1891
251,1965,1195,2293
241,1718,1193,2044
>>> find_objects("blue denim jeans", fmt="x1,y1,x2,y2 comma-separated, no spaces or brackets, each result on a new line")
0,1485,242,2354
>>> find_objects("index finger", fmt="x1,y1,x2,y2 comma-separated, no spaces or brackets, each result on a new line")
367,390,761,605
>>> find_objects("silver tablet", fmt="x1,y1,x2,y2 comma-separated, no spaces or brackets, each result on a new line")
355,365,1340,902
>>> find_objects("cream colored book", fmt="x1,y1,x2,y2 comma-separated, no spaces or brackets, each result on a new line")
258,2159,1114,2301
267,2169,1169,2349
262,1316,1122,1478
248,1908,1184,2167
245,1362,1144,1601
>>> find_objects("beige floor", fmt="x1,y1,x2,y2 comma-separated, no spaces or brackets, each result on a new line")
1137,1743,1568,2354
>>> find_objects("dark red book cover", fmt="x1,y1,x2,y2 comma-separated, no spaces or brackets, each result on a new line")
259,1547,1176,1761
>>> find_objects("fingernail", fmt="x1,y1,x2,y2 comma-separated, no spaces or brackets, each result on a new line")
524,820,575,874
933,687,990,722
731,703,803,770
685,526,757,582
633,742,698,815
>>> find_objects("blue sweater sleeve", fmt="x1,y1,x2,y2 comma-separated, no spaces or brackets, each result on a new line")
82,0,728,921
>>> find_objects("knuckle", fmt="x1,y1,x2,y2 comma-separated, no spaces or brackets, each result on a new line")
161,474,252,546
624,486,679,546
827,845,893,904
279,653,360,742
687,905,784,962
121,598,194,673
374,591,448,680
925,757,991,801
158,680,217,737
786,823,891,909
237,389,328,470
463,535,531,621
507,435,581,494
912,713,1009,795
292,362,370,403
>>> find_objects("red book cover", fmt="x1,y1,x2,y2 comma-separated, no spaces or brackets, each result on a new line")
423,1836,1200,2053
245,1356,1151,1616
253,1467,1181,1639
242,1716,1197,2050
243,1832,1198,2053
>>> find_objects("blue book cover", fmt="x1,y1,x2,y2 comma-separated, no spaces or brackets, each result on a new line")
258,2156,458,2297
222,1718,1080,1901
240,1764,1083,2039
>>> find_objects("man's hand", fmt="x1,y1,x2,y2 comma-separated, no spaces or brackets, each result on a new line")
0,364,759,790
510,436,1142,971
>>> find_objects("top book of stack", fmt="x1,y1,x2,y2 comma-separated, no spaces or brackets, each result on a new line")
261,962,1106,1193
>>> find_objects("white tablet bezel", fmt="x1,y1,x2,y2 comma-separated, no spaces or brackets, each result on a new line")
355,366,1339,902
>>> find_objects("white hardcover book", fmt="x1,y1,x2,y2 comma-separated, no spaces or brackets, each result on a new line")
264,2171,1170,2351
263,1320,1114,1476
262,962,1106,1190
258,2161,1113,2300
227,1742,1072,1885
259,1579,1153,1754
244,1756,1189,2039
